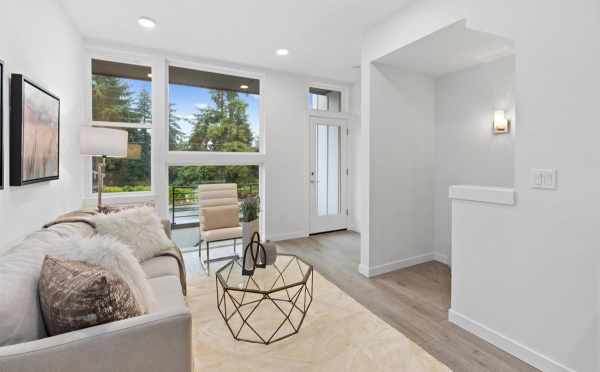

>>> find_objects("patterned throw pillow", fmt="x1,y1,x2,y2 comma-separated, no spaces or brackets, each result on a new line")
38,256,142,336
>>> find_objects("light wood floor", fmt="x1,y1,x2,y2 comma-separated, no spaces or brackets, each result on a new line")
276,231,539,372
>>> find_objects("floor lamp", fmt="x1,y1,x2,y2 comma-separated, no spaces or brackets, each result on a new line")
80,127,128,212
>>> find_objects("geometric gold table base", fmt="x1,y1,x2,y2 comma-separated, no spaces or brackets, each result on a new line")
216,254,314,345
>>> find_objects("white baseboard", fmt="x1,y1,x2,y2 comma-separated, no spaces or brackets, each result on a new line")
348,220,361,233
433,252,450,265
448,309,575,372
268,231,307,242
358,263,371,277
358,253,435,277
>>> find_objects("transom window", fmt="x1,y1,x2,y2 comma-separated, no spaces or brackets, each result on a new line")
309,87,341,113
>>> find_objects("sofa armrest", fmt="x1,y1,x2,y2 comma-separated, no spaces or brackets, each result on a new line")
0,308,192,372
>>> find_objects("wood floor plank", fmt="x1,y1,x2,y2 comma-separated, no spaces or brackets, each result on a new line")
277,231,539,372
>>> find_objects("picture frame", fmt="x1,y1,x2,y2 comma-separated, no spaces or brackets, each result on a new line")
10,74,60,186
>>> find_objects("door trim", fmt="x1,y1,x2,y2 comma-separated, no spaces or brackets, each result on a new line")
308,115,349,234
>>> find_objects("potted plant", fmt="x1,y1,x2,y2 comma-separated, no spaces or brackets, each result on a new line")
240,196,260,249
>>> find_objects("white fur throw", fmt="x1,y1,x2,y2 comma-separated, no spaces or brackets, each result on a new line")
93,207,175,262
58,236,156,313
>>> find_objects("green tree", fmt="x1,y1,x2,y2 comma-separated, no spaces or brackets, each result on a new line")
188,90,254,152
126,89,152,185
169,104,186,150
92,75,135,122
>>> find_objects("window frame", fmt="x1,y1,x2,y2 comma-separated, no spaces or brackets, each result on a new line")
84,49,158,202
166,59,266,157
165,60,267,235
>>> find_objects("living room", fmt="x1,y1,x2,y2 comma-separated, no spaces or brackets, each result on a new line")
0,1,598,372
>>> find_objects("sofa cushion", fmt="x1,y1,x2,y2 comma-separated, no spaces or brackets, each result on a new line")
38,256,142,336
93,207,175,262
148,276,186,313
141,256,180,279
0,229,74,346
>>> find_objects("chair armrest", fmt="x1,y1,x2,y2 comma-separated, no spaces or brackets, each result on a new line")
0,308,192,372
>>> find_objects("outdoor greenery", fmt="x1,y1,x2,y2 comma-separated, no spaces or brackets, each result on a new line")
169,166,259,208
92,75,152,192
170,90,257,153
168,89,259,190
92,74,260,193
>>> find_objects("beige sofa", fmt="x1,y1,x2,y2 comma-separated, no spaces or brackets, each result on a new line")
0,214,192,372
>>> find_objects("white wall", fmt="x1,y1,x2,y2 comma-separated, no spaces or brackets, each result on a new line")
362,0,600,371
263,70,312,241
349,79,362,232
434,56,515,263
359,63,435,276
0,0,84,249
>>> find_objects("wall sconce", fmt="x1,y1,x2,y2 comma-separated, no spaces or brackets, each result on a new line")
493,110,510,134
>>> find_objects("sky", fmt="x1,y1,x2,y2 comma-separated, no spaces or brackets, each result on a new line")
126,78,260,143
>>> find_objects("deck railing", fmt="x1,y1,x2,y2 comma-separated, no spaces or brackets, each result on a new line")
169,182,258,227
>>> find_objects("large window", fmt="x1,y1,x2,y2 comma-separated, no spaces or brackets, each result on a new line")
168,66,260,152
91,59,152,193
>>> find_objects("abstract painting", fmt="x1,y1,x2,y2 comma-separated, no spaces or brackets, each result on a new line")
10,74,60,185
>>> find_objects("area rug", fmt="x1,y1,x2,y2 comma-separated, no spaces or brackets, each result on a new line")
186,270,451,372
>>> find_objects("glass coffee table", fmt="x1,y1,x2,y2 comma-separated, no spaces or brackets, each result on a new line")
215,254,314,345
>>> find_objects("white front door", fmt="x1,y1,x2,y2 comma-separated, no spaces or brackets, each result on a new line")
309,116,348,234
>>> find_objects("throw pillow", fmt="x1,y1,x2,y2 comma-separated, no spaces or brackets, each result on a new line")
38,256,142,336
59,236,156,313
93,206,175,262
202,205,240,230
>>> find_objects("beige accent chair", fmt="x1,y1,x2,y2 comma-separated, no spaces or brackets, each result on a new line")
198,183,241,272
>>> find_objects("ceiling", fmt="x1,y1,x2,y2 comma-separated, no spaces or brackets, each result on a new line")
59,0,415,82
377,21,514,78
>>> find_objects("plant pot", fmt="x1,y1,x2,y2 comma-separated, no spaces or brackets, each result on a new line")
241,219,259,250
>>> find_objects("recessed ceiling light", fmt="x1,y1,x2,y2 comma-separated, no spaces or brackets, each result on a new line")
240,84,249,90
138,16,156,29
276,49,289,56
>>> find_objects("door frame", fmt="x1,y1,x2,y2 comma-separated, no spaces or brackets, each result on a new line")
308,115,349,234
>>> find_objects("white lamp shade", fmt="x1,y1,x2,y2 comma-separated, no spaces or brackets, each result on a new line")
80,127,128,157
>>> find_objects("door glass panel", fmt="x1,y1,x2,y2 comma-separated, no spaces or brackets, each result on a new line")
316,124,340,216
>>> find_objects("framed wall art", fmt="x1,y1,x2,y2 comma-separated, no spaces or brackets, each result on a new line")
10,74,60,185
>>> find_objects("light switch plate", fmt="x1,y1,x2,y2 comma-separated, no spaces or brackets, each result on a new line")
531,169,557,189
